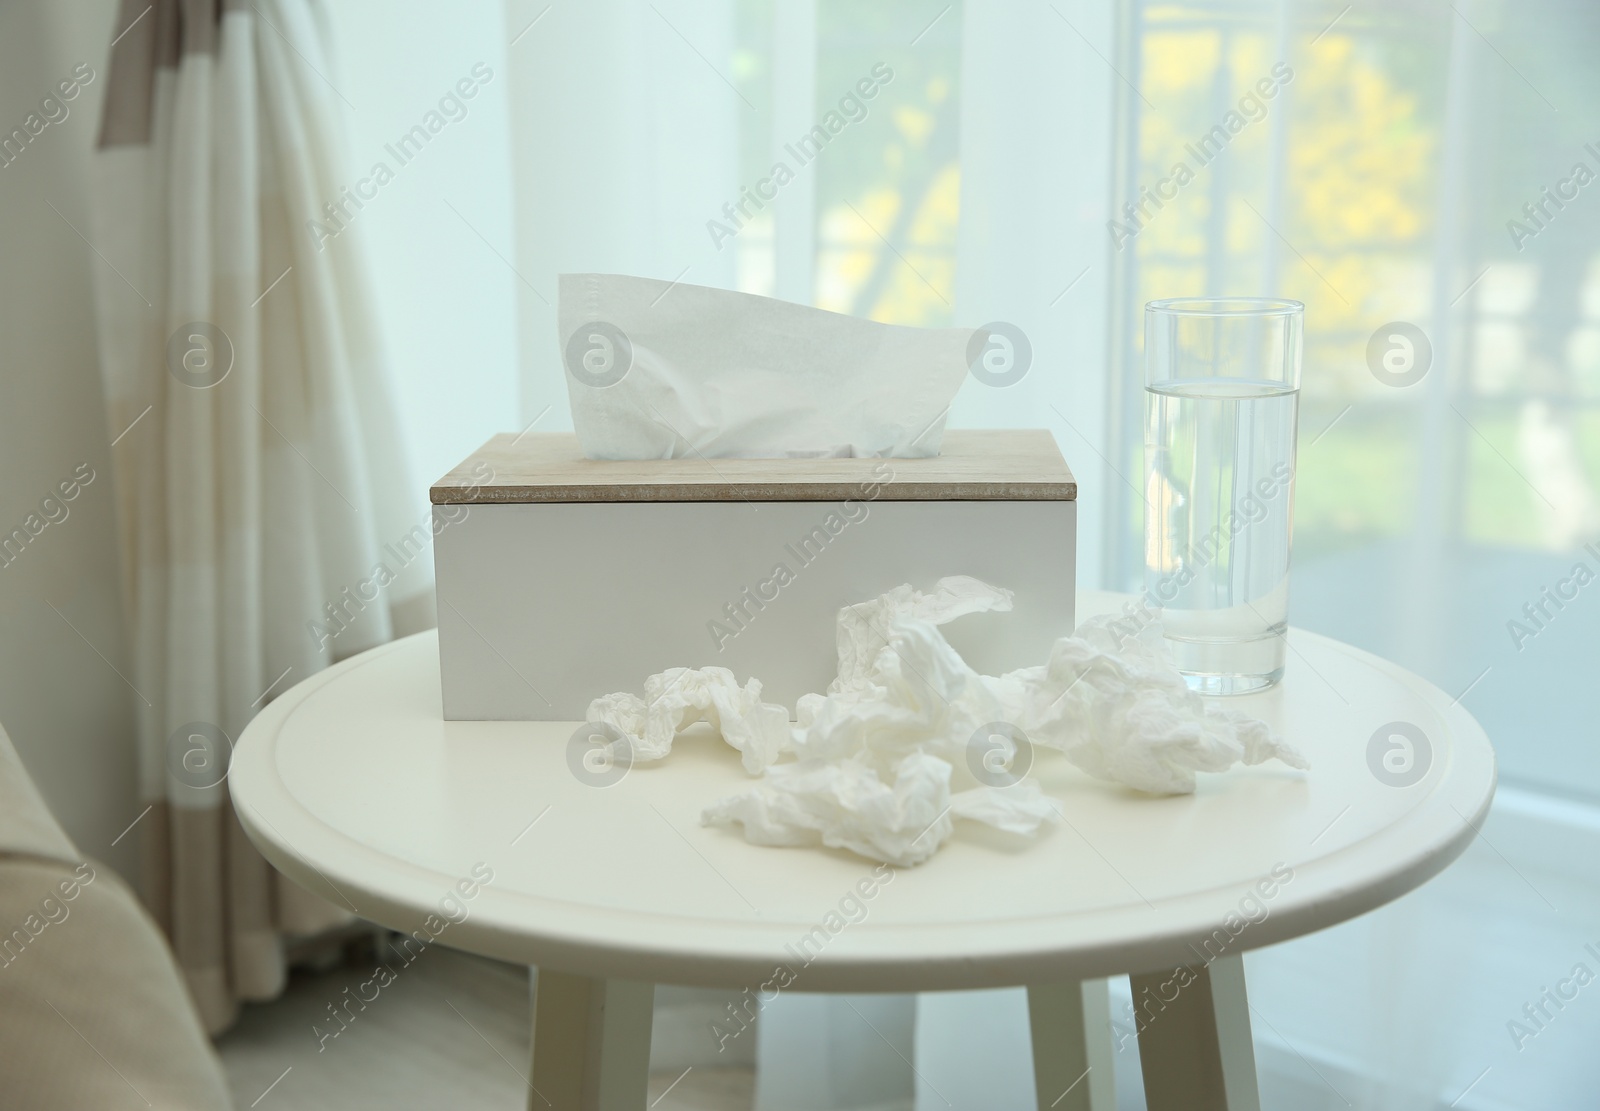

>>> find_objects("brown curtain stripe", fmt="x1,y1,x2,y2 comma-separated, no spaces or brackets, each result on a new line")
98,0,227,149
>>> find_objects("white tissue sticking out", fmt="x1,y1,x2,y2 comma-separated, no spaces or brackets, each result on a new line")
586,577,1308,867
559,273,975,460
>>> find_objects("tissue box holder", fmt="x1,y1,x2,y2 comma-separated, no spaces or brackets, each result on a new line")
431,430,1077,720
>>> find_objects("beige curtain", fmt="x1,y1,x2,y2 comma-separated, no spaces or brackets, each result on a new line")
88,0,433,1034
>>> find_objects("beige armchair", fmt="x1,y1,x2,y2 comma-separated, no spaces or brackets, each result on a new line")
0,723,233,1109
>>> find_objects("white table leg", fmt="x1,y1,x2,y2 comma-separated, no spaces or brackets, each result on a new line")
1026,979,1116,1110
529,969,654,1111
1130,954,1260,1111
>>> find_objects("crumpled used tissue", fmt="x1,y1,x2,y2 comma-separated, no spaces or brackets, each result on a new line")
990,615,1309,795
587,667,788,776
559,273,976,460
586,576,1308,867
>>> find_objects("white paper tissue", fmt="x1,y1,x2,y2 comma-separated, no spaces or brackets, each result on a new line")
587,667,788,775
586,577,1308,867
989,616,1310,795
559,273,975,460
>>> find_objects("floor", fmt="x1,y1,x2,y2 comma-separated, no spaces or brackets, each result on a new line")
216,937,753,1110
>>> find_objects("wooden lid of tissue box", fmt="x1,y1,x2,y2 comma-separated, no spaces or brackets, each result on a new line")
430,429,1076,504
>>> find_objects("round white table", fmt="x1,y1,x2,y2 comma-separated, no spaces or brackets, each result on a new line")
231,594,1495,1111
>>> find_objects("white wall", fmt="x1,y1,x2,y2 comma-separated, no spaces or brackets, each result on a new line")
0,0,138,882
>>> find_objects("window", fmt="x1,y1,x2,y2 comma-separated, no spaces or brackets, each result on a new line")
1105,0,1600,803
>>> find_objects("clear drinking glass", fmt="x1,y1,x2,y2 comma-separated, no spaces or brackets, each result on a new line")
1143,298,1303,695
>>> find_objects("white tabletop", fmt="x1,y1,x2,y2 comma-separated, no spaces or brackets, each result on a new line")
231,594,1496,992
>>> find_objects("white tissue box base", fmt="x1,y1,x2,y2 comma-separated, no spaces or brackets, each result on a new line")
434,500,1076,721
